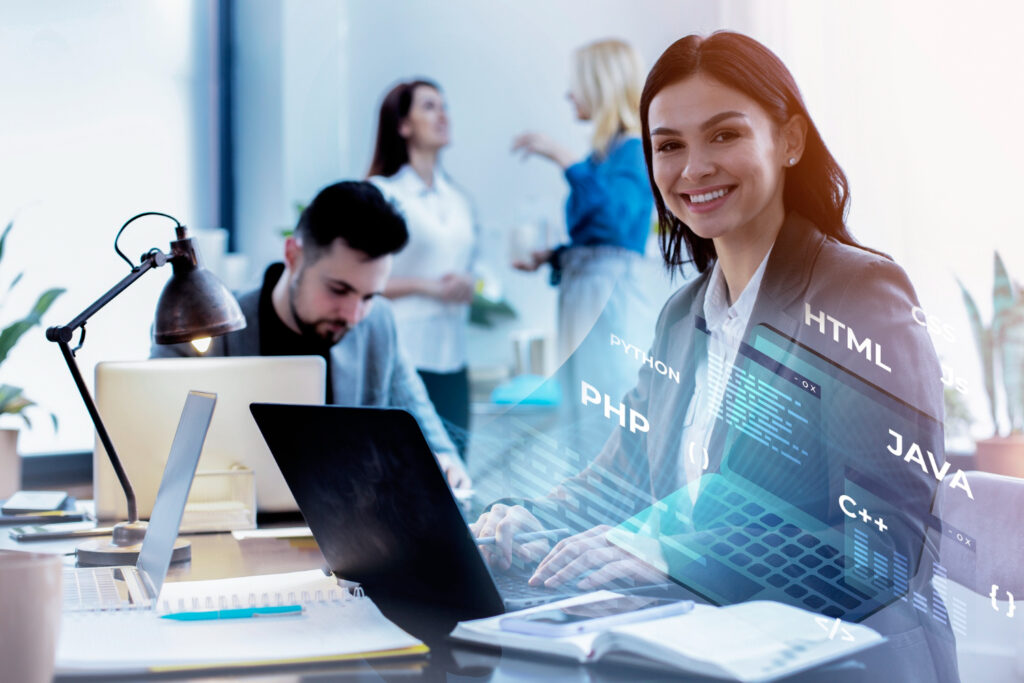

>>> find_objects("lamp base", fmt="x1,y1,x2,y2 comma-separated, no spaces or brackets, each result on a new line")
76,537,191,567
111,519,148,545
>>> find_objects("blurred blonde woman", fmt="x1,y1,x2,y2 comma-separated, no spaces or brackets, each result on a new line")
513,39,654,400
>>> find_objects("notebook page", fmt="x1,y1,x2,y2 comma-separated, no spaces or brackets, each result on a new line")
57,570,425,673
611,600,881,682
57,598,424,672
155,569,356,612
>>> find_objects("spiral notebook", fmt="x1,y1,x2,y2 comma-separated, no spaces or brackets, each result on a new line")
56,569,428,675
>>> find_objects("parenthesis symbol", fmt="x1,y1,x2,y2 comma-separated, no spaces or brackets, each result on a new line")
1007,592,1016,618
688,442,710,471
991,584,1001,612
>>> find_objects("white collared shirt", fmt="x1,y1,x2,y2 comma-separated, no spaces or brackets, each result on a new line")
370,165,476,372
679,248,773,501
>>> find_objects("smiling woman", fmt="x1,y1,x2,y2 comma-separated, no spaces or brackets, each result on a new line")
641,32,868,278
472,30,957,683
648,74,804,298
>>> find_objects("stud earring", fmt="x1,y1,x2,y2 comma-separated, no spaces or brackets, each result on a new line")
788,157,797,166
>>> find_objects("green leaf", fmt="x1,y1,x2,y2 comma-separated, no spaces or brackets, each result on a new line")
0,219,12,265
993,252,1015,343
0,387,36,428
6,271,24,294
469,294,517,328
1000,315,1024,434
0,287,65,366
0,395,32,417
30,286,65,317
0,384,25,412
957,277,997,431
0,320,34,366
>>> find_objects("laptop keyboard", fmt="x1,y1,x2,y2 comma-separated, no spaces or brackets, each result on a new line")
690,476,881,620
492,567,578,601
63,567,133,611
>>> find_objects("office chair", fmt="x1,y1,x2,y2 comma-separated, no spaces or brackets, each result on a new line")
934,470,1024,682
935,470,1024,596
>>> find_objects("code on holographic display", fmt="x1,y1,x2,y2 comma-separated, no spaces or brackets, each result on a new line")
707,344,818,465
842,476,970,637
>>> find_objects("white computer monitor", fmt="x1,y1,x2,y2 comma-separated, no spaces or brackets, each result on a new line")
94,356,326,519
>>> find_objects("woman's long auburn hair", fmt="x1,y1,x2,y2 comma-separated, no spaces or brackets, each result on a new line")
367,79,441,179
640,31,874,273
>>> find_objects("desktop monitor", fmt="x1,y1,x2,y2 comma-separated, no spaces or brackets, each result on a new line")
94,356,326,519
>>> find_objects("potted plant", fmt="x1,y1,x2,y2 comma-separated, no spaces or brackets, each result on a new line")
958,252,1024,476
0,219,65,493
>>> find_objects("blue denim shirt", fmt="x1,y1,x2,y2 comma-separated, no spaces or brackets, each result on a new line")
563,136,653,254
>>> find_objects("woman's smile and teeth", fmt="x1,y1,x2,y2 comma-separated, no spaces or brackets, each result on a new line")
680,184,735,213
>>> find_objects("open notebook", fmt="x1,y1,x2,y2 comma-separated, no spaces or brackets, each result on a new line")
451,591,884,682
57,569,427,675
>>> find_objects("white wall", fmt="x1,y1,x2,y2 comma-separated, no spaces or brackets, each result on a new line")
231,1,1024,433
9,1,1024,452
0,0,215,453
231,0,718,370
718,0,1024,439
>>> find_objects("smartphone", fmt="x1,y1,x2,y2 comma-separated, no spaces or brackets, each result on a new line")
2,490,68,514
499,595,693,637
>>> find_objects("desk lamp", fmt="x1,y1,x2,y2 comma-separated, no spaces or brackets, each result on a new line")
45,212,245,565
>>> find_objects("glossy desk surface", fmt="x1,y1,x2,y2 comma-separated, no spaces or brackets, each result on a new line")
0,526,870,682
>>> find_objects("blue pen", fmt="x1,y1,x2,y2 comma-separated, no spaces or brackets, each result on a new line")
161,605,304,621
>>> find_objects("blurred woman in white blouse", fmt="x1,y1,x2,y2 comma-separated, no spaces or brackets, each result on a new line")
368,79,477,459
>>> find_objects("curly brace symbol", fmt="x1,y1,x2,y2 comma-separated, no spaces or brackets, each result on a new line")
990,585,1016,618
689,441,710,471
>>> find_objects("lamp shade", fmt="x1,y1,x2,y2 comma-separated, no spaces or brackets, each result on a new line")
153,233,246,345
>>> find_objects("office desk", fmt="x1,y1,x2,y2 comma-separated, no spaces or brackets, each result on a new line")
0,528,870,682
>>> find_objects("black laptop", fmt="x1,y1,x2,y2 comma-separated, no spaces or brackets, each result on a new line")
250,403,586,621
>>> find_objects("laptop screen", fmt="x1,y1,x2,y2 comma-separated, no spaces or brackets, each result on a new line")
721,323,942,522
610,323,944,621
94,356,325,518
136,391,216,596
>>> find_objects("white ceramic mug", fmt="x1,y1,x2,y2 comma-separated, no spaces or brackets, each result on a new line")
511,329,547,376
0,428,20,498
0,550,63,683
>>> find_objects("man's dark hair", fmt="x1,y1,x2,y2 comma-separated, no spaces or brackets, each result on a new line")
295,181,408,261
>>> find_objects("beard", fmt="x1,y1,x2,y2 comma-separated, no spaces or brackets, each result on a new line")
288,273,348,346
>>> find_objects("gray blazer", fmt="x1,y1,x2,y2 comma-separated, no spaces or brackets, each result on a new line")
534,213,957,682
554,212,943,508
150,271,459,463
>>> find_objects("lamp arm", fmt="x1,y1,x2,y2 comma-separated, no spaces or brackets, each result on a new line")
52,251,168,336
56,338,140,522
44,249,169,525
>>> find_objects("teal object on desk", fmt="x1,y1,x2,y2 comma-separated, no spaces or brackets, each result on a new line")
161,605,304,621
490,374,561,405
